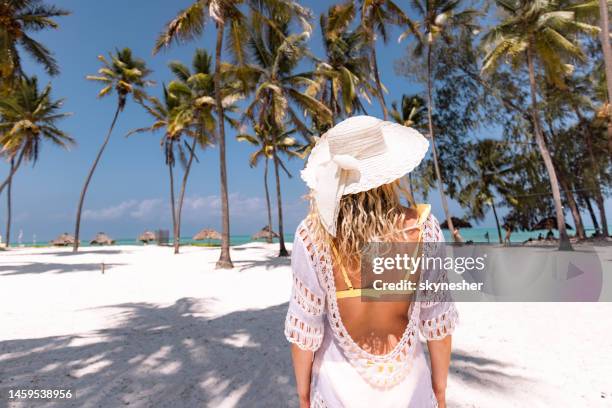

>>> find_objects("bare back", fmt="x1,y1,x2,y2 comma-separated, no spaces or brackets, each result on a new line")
332,207,422,355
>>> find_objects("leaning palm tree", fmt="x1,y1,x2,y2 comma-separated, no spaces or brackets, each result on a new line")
241,12,332,256
481,0,600,250
0,0,70,87
0,76,73,246
358,0,411,119
313,1,374,123
398,0,479,240
73,48,153,252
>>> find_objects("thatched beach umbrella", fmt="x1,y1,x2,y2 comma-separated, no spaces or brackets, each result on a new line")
251,226,280,241
193,228,222,241
51,233,77,246
440,217,473,229
90,232,115,245
531,217,572,231
138,230,156,244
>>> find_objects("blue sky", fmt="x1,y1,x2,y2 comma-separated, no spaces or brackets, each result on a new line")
2,0,609,243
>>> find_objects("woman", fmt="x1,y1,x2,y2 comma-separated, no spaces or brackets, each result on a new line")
284,116,458,407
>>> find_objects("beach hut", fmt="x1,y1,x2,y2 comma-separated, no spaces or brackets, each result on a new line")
138,230,156,244
251,226,279,241
531,217,573,231
440,217,473,229
90,232,115,246
193,229,222,241
51,233,77,246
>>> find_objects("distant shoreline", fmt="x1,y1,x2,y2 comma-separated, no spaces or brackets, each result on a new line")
4,226,610,248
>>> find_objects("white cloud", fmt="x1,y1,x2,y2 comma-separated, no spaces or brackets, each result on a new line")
81,194,274,223
130,198,164,220
82,200,139,221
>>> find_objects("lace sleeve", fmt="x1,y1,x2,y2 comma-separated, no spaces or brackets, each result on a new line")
284,223,326,351
418,214,459,341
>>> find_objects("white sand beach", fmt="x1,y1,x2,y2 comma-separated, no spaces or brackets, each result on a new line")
1,244,612,407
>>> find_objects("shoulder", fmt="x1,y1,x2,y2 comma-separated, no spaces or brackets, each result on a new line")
294,218,313,245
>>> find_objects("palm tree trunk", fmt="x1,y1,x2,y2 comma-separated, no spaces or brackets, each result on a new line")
491,200,503,244
574,105,609,237
73,103,122,252
175,136,199,254
214,21,233,269
558,174,586,240
371,45,388,120
329,79,337,122
594,191,610,237
0,149,25,195
581,193,600,234
5,158,14,248
168,145,178,253
598,0,612,159
264,157,273,244
272,147,288,257
426,42,456,239
526,46,572,250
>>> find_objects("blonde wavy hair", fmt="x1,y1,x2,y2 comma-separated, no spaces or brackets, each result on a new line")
307,179,415,271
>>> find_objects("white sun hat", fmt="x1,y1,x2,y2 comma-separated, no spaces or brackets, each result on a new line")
301,115,429,236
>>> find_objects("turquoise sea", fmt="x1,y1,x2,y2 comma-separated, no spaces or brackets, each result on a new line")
8,226,608,248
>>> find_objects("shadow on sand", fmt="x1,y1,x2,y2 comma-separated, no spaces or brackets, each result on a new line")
0,263,124,276
0,298,524,407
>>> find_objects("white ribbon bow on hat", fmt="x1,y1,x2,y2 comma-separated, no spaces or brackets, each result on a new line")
301,147,366,237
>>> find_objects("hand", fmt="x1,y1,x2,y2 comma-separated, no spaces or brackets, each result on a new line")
299,395,310,408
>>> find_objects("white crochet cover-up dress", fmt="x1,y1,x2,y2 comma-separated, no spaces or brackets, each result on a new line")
284,213,458,408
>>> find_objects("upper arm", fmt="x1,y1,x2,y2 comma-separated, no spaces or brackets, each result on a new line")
418,215,459,340
284,223,326,351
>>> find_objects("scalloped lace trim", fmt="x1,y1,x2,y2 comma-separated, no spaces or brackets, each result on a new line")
284,312,323,351
420,304,459,341
311,391,327,408
293,275,324,316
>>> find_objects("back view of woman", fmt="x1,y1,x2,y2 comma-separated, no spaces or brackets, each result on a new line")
284,116,458,408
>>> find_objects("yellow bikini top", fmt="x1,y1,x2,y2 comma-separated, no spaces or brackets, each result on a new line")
333,204,431,299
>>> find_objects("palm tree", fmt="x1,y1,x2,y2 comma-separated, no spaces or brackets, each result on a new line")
73,48,153,252
237,126,275,243
4,156,13,246
0,76,73,246
241,12,332,256
398,0,479,241
128,86,190,254
390,93,427,197
0,0,70,87
166,49,240,254
569,0,612,159
155,0,248,268
481,0,600,250
237,123,304,244
358,0,411,119
313,2,373,123
600,0,612,157
458,139,517,244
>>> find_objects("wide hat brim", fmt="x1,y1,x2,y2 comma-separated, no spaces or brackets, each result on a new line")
300,120,430,235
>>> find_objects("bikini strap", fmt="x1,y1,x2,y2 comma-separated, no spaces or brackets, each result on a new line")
331,240,354,291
